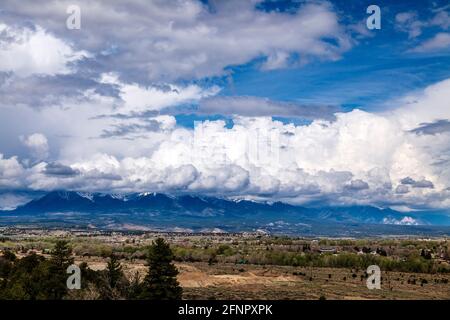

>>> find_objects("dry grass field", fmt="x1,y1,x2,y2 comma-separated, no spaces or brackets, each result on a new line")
179,263,450,300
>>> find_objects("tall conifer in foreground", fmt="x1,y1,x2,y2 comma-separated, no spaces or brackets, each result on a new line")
140,238,182,300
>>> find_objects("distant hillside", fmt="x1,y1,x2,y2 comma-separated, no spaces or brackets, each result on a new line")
1,191,449,234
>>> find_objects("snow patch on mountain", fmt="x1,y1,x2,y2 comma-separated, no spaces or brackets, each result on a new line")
76,192,94,201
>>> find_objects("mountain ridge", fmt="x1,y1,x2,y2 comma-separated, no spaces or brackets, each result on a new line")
2,190,448,226
1,191,450,236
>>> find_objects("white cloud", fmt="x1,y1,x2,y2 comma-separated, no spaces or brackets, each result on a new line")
430,10,450,29
0,154,24,189
0,70,218,164
20,133,49,160
395,9,450,52
261,51,291,71
0,24,88,76
0,0,352,80
100,73,219,114
410,32,450,53
395,12,425,38
389,78,450,128
1,78,450,209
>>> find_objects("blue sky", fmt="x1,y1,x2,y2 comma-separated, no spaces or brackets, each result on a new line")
220,49,450,111
0,0,449,212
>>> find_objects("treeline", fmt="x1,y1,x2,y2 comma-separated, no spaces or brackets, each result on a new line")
172,246,450,274
0,238,182,300
253,251,449,273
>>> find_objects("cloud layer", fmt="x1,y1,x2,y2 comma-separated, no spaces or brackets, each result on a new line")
0,79,449,210
0,0,352,81
197,96,340,120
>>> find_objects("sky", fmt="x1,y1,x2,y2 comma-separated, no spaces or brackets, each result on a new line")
0,0,449,212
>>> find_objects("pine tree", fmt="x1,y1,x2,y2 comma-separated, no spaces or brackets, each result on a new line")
106,254,123,288
45,240,74,299
51,240,74,270
140,238,182,300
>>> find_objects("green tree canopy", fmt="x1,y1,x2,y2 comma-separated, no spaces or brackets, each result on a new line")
140,238,182,300
106,254,123,289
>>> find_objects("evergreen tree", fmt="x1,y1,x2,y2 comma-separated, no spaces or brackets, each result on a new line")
140,238,182,300
50,240,74,269
1,252,46,300
44,240,74,299
106,254,123,288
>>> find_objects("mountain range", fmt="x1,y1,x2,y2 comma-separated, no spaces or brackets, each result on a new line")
1,191,450,236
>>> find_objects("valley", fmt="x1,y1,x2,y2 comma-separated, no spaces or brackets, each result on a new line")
1,227,449,300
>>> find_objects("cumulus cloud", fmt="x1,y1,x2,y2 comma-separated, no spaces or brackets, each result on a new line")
0,76,449,210
20,133,49,160
389,78,450,129
9,106,445,209
0,154,24,189
0,24,88,76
